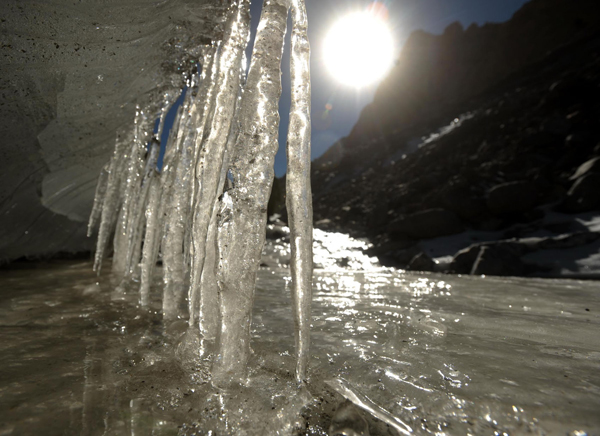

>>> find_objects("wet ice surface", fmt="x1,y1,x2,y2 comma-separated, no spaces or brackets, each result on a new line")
1,237,599,435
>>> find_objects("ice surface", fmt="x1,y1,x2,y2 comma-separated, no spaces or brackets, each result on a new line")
1,234,599,434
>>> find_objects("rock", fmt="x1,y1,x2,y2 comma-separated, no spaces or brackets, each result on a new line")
449,245,481,274
565,131,594,149
382,245,422,268
439,185,487,221
407,252,436,272
570,157,600,180
387,208,464,240
534,231,600,249
517,131,557,151
470,245,525,276
546,77,599,109
486,181,542,215
450,242,526,276
542,221,580,234
540,115,571,136
561,173,600,213
450,232,600,276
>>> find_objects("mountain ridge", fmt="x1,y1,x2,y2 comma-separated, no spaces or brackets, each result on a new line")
308,0,600,277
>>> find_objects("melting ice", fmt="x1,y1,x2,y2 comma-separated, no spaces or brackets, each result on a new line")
87,0,313,385
2,0,599,434
1,234,599,434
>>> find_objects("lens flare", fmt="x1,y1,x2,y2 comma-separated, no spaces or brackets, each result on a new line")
323,9,394,88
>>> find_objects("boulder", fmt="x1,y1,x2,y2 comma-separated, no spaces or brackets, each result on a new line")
383,245,422,268
407,252,436,272
449,245,481,274
449,232,600,276
486,181,541,215
450,243,525,276
561,173,600,213
388,208,464,240
470,245,525,276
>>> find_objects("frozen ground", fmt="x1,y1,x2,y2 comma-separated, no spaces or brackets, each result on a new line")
0,232,599,435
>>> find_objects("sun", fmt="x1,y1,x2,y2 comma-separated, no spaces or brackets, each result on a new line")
323,10,394,88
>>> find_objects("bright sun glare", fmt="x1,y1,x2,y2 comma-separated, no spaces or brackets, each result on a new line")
323,10,394,88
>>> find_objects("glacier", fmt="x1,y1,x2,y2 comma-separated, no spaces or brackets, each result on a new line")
1,0,599,434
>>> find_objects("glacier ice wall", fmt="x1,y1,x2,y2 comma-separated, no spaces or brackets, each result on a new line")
0,0,227,261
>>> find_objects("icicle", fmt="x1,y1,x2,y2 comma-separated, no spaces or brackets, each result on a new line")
286,0,313,383
198,108,240,340
139,99,174,304
124,138,160,277
93,130,130,273
112,108,152,275
139,173,161,306
162,57,215,320
186,46,219,246
211,0,289,385
87,164,109,238
89,0,314,390
157,102,186,317
187,0,251,330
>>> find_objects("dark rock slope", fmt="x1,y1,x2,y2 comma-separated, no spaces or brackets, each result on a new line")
309,0,600,277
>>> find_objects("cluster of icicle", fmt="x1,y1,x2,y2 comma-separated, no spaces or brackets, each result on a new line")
87,0,312,384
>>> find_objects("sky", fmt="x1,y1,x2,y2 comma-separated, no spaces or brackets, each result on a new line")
267,0,531,176
161,0,531,175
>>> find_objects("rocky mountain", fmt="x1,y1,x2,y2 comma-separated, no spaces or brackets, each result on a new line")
309,0,600,277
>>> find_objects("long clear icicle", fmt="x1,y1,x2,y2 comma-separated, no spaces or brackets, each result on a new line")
198,101,240,340
212,0,289,385
93,130,130,272
112,107,152,275
124,139,159,277
187,0,251,329
162,48,218,320
140,100,173,305
185,47,219,275
161,82,197,311
160,102,187,318
87,164,109,238
139,173,161,306
286,0,313,383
